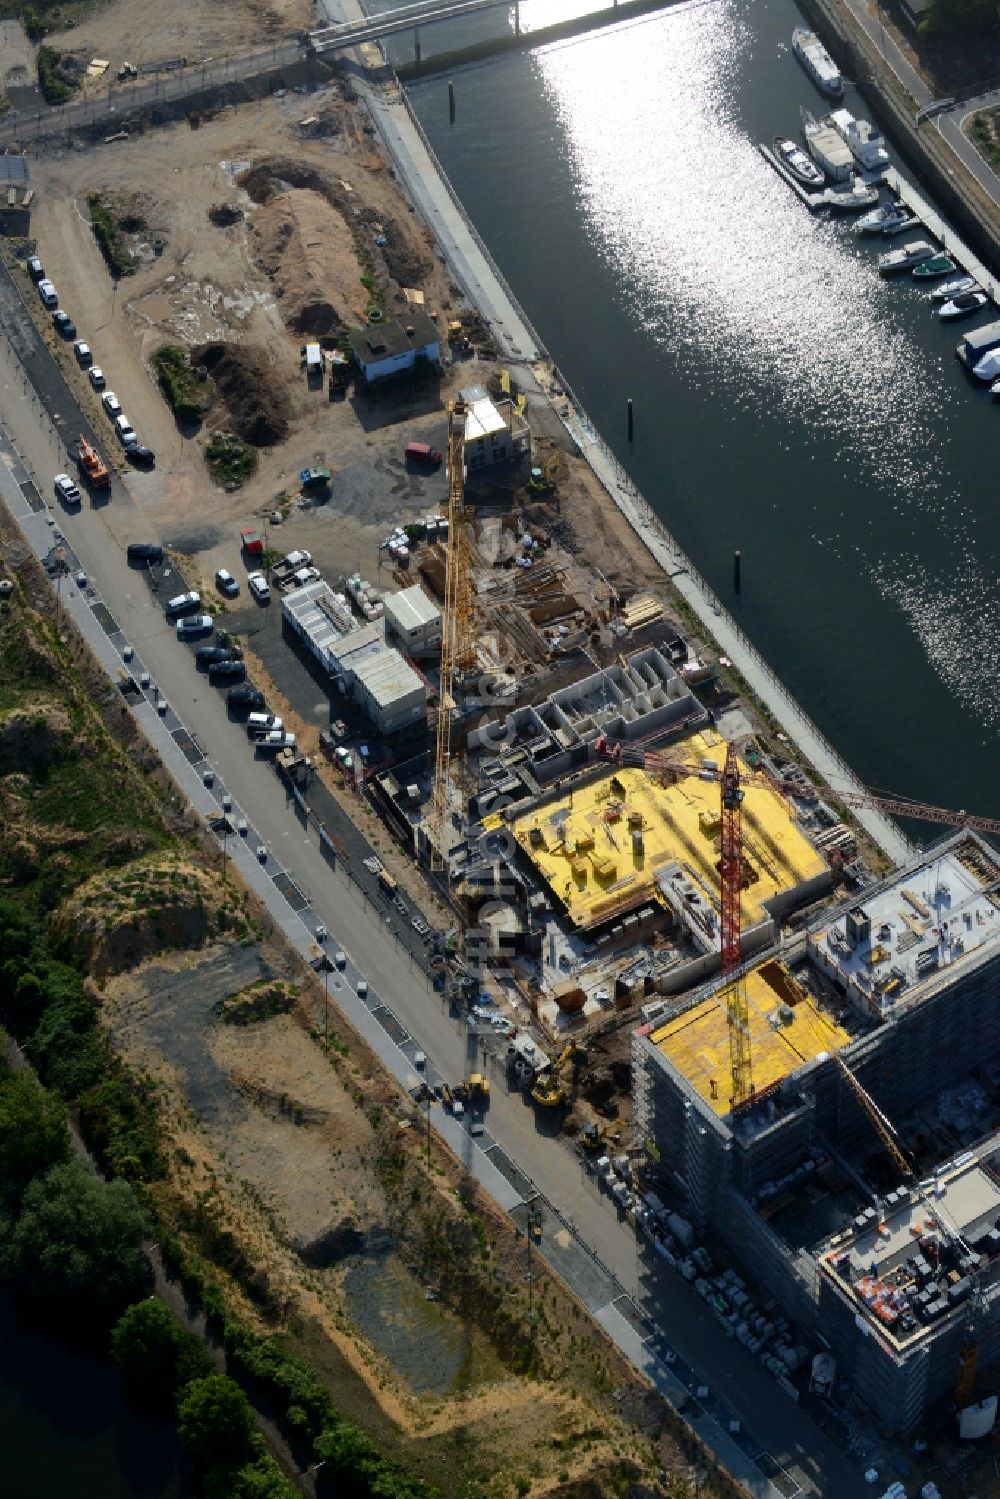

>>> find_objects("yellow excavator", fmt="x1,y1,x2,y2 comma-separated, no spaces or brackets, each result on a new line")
531,1041,577,1109
454,1073,490,1104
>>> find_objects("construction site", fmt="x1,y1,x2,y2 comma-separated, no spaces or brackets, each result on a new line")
14,26,1000,1475
407,408,1000,1447
632,832,1000,1433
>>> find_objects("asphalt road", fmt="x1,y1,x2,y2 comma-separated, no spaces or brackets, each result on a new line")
838,0,1000,203
0,259,876,1498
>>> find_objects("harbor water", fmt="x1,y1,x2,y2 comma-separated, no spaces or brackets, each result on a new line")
399,0,1000,830
0,1288,192,1498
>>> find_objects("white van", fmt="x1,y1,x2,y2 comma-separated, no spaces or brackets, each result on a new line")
246,712,282,735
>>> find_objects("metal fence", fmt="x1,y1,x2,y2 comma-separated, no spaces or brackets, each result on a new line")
0,42,306,145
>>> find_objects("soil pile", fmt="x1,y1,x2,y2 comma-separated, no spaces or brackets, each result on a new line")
357,204,431,290
250,186,362,336
193,342,291,446
52,857,254,977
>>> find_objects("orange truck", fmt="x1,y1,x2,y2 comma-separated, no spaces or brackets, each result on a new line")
77,435,110,489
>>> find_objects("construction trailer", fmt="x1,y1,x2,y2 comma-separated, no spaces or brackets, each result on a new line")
633,832,1000,1432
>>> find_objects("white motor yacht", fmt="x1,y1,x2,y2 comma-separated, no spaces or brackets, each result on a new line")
878,239,936,274
854,201,911,235
792,28,844,97
938,291,988,321
930,276,979,303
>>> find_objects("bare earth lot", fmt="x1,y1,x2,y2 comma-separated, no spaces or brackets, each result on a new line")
26,84,464,585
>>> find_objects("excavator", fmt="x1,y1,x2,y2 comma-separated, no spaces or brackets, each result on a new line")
77,435,110,490
453,1073,490,1106
527,454,561,495
531,1040,578,1109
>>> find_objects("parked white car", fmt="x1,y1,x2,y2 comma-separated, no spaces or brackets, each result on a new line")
247,571,270,602
102,390,122,419
54,473,81,505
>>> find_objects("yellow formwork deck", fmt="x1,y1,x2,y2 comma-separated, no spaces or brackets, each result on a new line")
651,959,851,1115
510,733,827,931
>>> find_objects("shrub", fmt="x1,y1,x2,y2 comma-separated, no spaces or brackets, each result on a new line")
205,434,258,486
36,47,73,106
152,345,210,424
77,1072,165,1182
0,1072,69,1210
86,194,135,279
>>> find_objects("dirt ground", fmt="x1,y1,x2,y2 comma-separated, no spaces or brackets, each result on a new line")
100,935,666,1495
24,79,470,584
45,0,312,83
23,61,679,611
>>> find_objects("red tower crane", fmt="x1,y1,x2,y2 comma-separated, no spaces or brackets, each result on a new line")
594,734,1000,1111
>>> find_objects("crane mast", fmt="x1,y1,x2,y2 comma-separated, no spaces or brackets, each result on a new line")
432,397,474,866
720,743,754,1107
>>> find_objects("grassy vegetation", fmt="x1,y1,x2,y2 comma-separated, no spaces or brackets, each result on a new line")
152,344,211,424
86,194,136,279
36,45,78,105
205,433,258,486
969,110,1000,172
0,606,172,904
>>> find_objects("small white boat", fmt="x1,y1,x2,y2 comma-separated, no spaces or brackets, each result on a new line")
989,376,1000,397
824,177,879,213
774,135,825,188
882,212,920,237
930,275,979,303
938,291,988,321
792,27,844,98
878,239,936,274
853,201,911,235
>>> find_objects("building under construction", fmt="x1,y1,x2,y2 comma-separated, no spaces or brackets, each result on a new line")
632,832,1000,1431
508,731,831,955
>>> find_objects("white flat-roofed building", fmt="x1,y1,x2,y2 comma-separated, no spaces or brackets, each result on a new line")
461,382,531,470
329,621,427,735
282,580,355,674
383,584,441,655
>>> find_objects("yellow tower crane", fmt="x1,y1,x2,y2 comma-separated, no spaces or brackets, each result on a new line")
432,397,476,865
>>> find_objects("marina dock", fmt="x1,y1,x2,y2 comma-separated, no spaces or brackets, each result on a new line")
885,169,1000,304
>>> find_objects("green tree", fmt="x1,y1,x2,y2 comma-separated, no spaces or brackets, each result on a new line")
314,1420,380,1496
925,0,999,33
0,1157,152,1309
227,1455,300,1499
177,1375,257,1470
112,1297,213,1406
0,1072,68,1209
